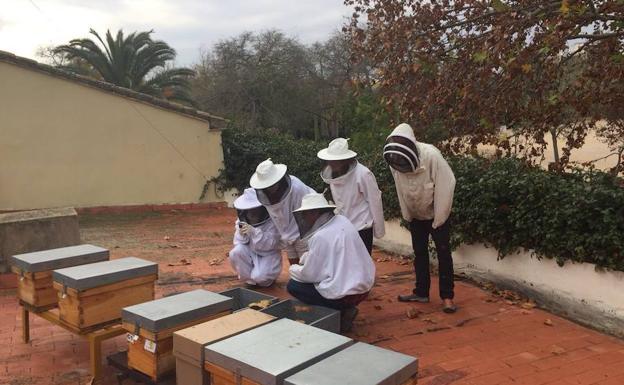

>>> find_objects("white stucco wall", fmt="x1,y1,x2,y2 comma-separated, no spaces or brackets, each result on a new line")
375,219,624,336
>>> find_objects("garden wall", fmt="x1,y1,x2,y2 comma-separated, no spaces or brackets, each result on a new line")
376,219,624,337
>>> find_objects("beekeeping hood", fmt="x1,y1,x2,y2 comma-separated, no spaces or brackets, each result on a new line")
233,188,270,226
383,123,420,173
293,193,336,239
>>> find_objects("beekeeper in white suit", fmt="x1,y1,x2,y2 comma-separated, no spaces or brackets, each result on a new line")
318,138,385,254
287,192,375,333
384,122,457,313
229,188,282,287
250,159,314,265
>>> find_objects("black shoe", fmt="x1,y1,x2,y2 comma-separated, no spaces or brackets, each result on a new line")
443,303,458,314
340,307,359,333
397,294,430,303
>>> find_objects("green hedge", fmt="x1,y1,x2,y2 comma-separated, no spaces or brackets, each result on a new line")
215,128,624,271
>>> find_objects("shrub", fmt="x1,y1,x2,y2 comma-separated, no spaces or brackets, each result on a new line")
215,128,624,271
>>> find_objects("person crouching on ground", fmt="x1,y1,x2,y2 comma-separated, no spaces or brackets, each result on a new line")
318,138,385,255
228,188,282,287
287,192,375,333
384,123,457,313
250,158,315,265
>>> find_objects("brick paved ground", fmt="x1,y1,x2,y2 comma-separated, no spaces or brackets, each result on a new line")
1,208,623,385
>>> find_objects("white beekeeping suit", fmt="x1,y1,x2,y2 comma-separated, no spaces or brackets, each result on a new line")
228,188,282,287
384,123,456,229
250,159,314,263
289,194,376,300
319,138,385,239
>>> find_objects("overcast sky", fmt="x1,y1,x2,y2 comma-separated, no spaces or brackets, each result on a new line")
0,0,352,66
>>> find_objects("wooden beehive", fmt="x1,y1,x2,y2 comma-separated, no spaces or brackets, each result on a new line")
173,309,276,385
122,289,233,381
52,257,158,330
204,318,353,385
284,342,419,385
11,245,109,308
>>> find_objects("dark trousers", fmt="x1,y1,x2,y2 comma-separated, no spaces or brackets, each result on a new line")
358,227,373,255
410,218,454,300
286,280,367,310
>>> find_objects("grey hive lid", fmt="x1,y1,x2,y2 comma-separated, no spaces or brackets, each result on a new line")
204,318,353,385
11,244,109,273
122,289,233,332
52,257,158,291
284,342,418,385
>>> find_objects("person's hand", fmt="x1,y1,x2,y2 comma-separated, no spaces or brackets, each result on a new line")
239,222,253,235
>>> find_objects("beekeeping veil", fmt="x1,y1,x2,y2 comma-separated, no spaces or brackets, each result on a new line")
383,123,420,173
292,192,336,239
233,188,270,226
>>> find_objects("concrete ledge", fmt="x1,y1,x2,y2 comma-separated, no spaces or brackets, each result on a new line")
0,207,81,275
75,202,227,215
375,219,624,337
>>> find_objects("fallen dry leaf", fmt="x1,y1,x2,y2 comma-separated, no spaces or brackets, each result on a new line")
406,308,420,319
167,259,191,267
294,305,311,313
550,345,565,355
294,319,306,324
544,319,554,326
521,310,532,315
248,300,272,310
208,258,223,266
521,301,536,310
164,235,171,241
422,317,437,324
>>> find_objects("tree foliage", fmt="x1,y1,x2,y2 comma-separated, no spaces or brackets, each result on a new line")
192,30,374,139
345,0,624,166
53,29,196,105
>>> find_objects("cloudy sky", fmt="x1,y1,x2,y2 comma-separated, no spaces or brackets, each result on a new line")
0,0,352,66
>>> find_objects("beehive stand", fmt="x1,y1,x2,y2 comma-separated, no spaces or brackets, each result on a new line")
284,342,419,385
122,289,233,380
20,301,126,382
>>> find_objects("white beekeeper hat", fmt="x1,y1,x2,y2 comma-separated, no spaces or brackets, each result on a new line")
293,192,336,213
317,138,357,161
233,188,262,210
250,158,288,189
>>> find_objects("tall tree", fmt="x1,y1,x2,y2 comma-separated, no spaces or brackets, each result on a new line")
54,29,196,105
345,0,624,166
192,30,374,139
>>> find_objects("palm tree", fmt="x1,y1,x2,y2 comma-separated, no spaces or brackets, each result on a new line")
54,29,196,105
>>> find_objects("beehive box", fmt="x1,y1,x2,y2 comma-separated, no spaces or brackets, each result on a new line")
204,318,353,385
122,289,234,380
52,257,158,330
260,299,340,333
218,287,278,311
11,245,109,308
173,309,276,385
284,342,419,385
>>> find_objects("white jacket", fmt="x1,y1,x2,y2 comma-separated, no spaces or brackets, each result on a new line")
289,215,375,299
264,176,315,245
388,124,456,229
233,219,281,258
321,162,385,238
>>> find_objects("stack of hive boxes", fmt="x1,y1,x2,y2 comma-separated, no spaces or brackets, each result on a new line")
11,244,109,308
